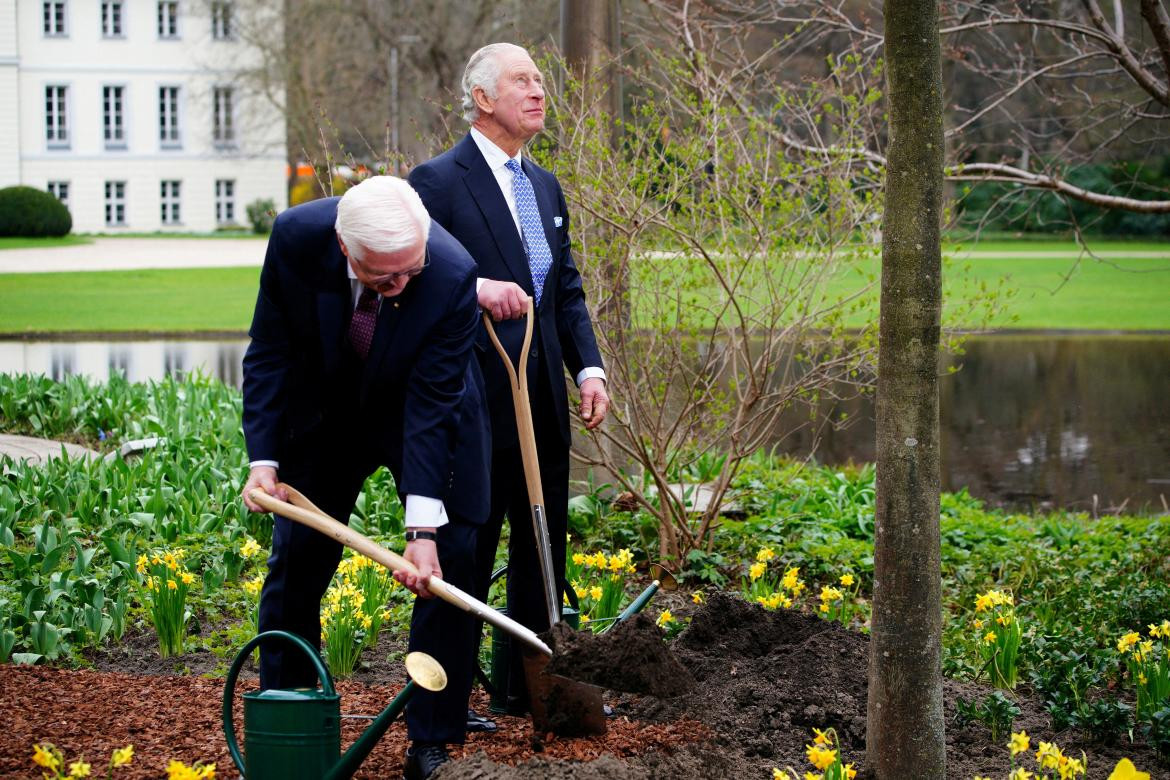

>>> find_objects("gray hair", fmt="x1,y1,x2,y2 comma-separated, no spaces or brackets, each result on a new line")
334,176,431,260
461,42,528,124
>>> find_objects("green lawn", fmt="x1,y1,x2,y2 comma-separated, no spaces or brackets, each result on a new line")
0,236,94,250
0,267,260,334
0,239,1166,333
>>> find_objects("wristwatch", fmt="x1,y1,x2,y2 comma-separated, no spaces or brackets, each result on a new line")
404,530,438,543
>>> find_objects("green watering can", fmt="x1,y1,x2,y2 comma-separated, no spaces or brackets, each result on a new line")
222,630,446,780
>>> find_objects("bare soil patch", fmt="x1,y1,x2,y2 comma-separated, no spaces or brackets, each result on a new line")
2,593,1166,779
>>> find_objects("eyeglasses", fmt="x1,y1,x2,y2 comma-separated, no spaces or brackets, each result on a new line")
355,247,430,292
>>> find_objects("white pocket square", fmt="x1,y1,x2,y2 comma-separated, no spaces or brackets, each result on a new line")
553,216,563,227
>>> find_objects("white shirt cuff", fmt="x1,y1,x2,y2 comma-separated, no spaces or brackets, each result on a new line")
575,367,606,387
404,494,449,529
476,277,485,293
249,460,279,470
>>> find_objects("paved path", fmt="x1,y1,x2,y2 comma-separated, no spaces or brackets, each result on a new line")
0,238,266,273
0,434,99,464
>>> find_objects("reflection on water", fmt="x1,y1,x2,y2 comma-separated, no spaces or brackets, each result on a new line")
0,335,1167,512
780,335,1170,513
0,339,249,388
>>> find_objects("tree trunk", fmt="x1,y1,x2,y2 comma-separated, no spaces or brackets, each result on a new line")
865,0,946,777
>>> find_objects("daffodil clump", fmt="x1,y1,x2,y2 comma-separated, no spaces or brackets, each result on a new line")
568,548,636,632
972,588,1022,689
973,731,1089,780
136,548,198,657
31,742,133,780
772,727,857,780
741,547,806,611
1117,619,1170,721
320,554,398,677
242,573,265,633
165,759,216,779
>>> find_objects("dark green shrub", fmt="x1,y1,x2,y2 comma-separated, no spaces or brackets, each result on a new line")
245,198,276,234
0,186,72,237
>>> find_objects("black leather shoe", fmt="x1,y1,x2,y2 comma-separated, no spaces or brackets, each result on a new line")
504,695,530,717
466,707,498,733
403,743,449,780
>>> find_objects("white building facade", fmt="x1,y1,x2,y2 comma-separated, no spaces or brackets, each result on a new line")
0,0,287,233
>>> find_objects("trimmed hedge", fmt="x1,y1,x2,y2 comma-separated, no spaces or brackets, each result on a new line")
0,186,72,237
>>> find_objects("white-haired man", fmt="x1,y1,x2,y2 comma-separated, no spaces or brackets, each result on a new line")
241,176,491,780
409,43,610,731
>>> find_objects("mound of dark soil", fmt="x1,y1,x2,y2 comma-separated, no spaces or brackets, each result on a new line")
544,614,693,698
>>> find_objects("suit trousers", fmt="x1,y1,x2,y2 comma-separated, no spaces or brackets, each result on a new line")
257,451,479,745
473,375,569,704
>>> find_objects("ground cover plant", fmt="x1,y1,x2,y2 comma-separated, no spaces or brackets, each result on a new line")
1,373,1168,777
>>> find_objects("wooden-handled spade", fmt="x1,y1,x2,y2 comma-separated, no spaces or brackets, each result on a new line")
481,298,560,628
248,484,552,656
249,483,607,736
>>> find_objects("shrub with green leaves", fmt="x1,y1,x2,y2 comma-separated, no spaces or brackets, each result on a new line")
0,185,72,237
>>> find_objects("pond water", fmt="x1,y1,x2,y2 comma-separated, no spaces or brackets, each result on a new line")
0,334,1166,513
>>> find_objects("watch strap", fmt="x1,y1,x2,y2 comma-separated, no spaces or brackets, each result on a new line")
404,530,438,543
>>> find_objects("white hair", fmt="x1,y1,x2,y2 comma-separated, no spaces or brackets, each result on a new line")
334,176,431,260
461,42,529,124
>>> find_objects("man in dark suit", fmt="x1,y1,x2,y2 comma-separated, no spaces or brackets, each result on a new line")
240,176,489,779
409,42,610,719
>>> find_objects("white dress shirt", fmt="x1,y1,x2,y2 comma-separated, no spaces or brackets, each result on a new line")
249,261,448,529
469,127,605,388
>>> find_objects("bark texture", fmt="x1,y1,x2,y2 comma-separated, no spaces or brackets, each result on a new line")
865,0,947,777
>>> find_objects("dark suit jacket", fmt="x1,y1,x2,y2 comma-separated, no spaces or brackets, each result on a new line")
241,196,490,524
409,133,603,450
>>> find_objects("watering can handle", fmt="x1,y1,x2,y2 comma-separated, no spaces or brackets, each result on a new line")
222,630,337,777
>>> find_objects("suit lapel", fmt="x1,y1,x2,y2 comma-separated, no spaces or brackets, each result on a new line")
456,135,534,295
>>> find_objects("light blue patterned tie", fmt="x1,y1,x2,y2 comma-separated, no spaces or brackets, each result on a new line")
505,159,552,306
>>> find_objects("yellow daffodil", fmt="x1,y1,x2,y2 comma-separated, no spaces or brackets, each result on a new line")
973,618,984,629
843,764,857,780
975,593,993,612
984,631,997,644
1036,741,1062,770
805,744,836,771
839,573,854,587
819,586,843,603
692,591,705,604
749,561,767,581
167,579,178,590
803,773,822,780
240,538,262,558
656,609,675,627
68,759,92,778
180,571,195,586
33,744,59,770
1117,631,1141,654
782,567,801,590
572,553,586,566
244,575,264,597
111,745,134,767
136,554,149,574
1009,769,1034,780
811,727,830,745
589,585,603,601
771,769,784,780
1107,758,1151,780
1009,731,1029,756
756,546,776,562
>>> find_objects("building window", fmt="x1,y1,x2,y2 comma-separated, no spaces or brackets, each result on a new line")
212,86,234,146
211,1,232,40
160,181,181,225
159,86,181,147
105,181,126,226
103,85,126,147
101,0,123,37
47,181,70,211
157,1,178,38
43,1,67,36
45,85,69,146
215,179,235,224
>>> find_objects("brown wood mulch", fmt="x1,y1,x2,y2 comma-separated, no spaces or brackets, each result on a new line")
0,665,707,779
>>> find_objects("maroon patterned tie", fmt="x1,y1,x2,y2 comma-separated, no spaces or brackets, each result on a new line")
347,286,379,359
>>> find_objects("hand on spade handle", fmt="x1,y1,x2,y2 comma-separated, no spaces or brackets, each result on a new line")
247,484,552,656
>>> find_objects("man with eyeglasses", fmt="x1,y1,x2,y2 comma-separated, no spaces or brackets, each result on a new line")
241,175,490,766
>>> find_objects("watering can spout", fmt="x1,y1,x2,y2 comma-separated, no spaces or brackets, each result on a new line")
325,653,447,780
223,631,446,780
